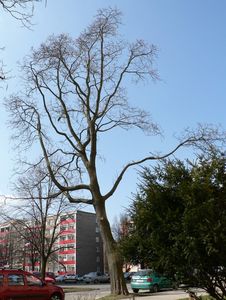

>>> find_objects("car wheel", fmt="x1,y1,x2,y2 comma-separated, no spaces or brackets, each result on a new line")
50,293,62,300
94,279,99,284
152,284,159,293
132,289,139,293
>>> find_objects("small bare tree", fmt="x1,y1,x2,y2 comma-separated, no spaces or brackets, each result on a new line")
2,166,74,280
6,8,226,294
112,213,134,273
112,214,131,242
0,223,22,268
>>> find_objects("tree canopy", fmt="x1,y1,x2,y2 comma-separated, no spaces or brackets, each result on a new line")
122,150,226,300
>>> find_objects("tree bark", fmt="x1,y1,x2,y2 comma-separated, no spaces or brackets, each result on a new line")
40,253,47,280
95,200,129,295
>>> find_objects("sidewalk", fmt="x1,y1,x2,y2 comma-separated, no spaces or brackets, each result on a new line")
96,288,207,300
65,289,207,300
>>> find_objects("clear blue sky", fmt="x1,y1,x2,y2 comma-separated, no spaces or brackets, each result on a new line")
0,0,226,223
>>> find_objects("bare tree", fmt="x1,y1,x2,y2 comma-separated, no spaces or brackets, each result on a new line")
0,51,6,80
0,0,43,81
111,213,134,273
5,8,226,295
0,223,21,267
0,0,43,27
2,166,74,280
112,213,131,242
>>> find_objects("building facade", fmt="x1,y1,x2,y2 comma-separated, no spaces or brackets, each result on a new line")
56,210,104,275
0,210,104,276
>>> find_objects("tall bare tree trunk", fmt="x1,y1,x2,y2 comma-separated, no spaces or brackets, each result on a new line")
95,200,129,295
40,255,47,280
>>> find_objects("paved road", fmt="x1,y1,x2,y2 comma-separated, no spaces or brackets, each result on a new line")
63,283,207,300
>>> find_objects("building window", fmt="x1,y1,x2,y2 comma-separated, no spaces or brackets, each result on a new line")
60,246,66,251
59,255,67,261
67,266,75,272
68,214,75,220
67,234,74,240
96,246,100,253
96,237,99,243
60,225,67,231
67,255,74,261
96,256,100,263
47,219,53,226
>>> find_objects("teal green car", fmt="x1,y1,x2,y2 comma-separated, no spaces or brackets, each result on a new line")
131,269,173,293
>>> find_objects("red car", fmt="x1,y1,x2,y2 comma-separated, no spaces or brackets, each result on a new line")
32,271,56,284
0,269,64,300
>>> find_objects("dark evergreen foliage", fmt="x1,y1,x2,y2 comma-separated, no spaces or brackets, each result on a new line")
121,150,226,300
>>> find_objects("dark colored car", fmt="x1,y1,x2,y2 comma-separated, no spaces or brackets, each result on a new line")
0,269,64,300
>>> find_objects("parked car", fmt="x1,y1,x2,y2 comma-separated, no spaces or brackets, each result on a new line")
0,268,64,300
83,272,110,284
77,275,84,282
64,274,78,283
131,269,173,293
45,272,56,280
32,271,56,284
55,275,66,283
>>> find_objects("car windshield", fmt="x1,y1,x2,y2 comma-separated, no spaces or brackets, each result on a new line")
135,269,152,276
87,272,96,276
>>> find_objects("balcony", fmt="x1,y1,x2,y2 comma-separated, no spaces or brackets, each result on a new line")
60,219,75,225
59,249,75,254
59,239,75,245
60,229,75,234
58,260,75,265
